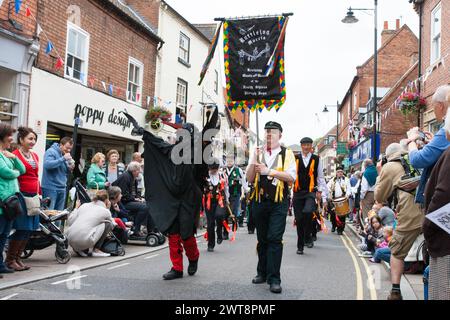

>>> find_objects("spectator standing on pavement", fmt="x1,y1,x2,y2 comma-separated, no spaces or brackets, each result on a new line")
406,85,450,205
374,143,424,300
7,127,41,272
104,150,125,185
86,153,110,198
41,137,74,212
360,159,378,223
423,107,450,300
0,124,26,276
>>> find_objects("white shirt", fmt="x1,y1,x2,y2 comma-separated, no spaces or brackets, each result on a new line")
300,152,328,202
328,177,351,199
209,172,230,201
360,176,376,199
247,146,297,182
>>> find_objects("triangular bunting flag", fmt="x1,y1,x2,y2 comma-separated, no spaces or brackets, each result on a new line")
147,96,151,106
101,81,107,91
88,76,95,88
45,41,54,55
136,93,140,102
26,7,31,17
55,57,64,70
37,24,43,37
79,72,85,83
15,0,22,14
109,84,114,95
67,66,73,78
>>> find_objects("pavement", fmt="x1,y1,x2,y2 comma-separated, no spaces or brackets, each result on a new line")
0,216,399,300
345,221,424,300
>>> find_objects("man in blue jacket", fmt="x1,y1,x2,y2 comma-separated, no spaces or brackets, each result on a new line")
42,137,74,211
405,85,450,205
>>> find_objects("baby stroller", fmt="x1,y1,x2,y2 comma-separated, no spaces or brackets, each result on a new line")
21,198,71,264
72,179,165,247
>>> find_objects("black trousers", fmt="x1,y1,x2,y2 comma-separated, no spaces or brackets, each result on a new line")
205,201,225,248
253,198,288,285
124,201,155,233
293,192,317,250
247,201,255,232
330,211,347,232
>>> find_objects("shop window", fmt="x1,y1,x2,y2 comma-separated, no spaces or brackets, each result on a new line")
431,3,441,64
65,22,90,84
176,78,188,124
179,32,190,66
0,69,18,123
127,57,144,105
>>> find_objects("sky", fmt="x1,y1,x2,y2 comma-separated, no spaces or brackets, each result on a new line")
165,0,420,147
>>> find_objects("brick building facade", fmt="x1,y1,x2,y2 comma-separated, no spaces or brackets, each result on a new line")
338,21,418,165
26,0,162,171
412,0,450,132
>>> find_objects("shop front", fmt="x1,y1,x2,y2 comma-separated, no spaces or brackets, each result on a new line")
348,134,381,170
28,68,147,174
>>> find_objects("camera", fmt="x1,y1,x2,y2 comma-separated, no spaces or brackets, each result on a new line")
380,154,388,166
417,131,426,141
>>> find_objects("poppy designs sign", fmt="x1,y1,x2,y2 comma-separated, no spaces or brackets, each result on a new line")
224,17,287,112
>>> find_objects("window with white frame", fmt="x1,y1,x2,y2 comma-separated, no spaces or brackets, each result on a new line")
179,32,190,64
431,3,441,63
176,78,188,124
65,22,89,84
127,57,144,105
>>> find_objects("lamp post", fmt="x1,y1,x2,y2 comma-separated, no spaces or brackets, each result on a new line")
342,1,379,162
322,101,340,145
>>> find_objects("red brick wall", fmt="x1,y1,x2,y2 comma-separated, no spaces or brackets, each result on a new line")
34,0,159,108
125,0,159,31
0,0,37,38
339,25,419,142
419,0,450,126
378,65,419,152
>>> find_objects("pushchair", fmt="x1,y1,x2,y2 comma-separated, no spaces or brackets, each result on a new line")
72,179,165,247
20,198,71,264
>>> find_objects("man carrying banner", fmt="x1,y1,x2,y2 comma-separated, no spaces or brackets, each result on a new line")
293,137,328,254
246,121,296,294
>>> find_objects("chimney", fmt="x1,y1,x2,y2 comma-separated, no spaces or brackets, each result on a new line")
396,18,400,30
381,21,396,46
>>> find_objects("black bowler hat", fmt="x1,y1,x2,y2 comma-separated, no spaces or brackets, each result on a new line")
300,137,313,144
336,166,345,172
264,121,283,133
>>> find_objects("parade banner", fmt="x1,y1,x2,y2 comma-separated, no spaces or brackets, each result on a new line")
224,17,287,112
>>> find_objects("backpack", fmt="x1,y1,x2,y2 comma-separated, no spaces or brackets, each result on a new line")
389,155,421,211
101,233,126,256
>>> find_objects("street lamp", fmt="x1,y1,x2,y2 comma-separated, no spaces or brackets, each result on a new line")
342,0,379,162
322,101,340,146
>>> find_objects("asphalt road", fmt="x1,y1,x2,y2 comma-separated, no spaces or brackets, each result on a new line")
0,216,393,300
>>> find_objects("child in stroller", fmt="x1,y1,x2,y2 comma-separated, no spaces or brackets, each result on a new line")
73,179,165,247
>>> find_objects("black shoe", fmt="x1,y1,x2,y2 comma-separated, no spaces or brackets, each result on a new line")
270,283,282,294
252,275,266,284
207,247,214,252
248,230,255,234
223,235,229,240
337,230,343,235
239,224,244,228
297,249,304,255
306,242,314,249
217,238,223,245
312,235,317,242
0,266,15,274
188,260,198,276
331,227,336,233
163,269,183,280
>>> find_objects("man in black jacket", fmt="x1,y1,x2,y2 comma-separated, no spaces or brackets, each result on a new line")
112,161,153,237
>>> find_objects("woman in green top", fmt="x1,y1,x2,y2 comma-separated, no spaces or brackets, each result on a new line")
87,153,110,191
0,124,26,276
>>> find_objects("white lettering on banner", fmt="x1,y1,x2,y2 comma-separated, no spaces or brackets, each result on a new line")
426,203,450,236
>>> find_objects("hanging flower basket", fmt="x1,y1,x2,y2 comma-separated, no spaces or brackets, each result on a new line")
398,92,427,116
145,106,173,123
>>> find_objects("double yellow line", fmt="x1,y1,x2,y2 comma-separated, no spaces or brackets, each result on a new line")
340,231,378,300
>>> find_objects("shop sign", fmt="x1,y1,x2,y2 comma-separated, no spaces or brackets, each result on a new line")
74,104,131,131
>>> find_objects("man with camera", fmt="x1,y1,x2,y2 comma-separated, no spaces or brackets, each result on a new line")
406,85,450,206
375,143,424,300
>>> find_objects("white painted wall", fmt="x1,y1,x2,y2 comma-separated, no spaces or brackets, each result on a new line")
155,5,224,132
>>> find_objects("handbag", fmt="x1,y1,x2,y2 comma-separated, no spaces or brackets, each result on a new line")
0,193,25,221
